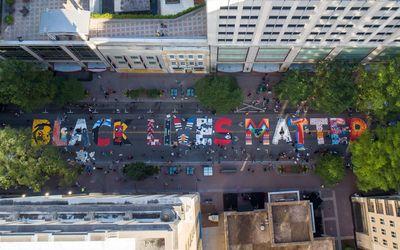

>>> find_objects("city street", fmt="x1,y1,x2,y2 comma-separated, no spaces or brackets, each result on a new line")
0,72,364,248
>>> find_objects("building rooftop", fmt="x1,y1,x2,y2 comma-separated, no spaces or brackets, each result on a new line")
224,201,335,250
39,9,90,35
269,201,312,244
89,7,207,38
1,0,206,41
2,0,90,41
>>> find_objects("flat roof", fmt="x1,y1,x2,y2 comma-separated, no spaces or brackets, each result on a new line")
2,0,90,41
224,201,335,250
269,201,312,244
89,7,207,38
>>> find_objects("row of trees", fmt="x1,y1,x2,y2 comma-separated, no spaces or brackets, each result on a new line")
275,58,400,122
0,60,86,111
316,123,400,193
0,127,78,191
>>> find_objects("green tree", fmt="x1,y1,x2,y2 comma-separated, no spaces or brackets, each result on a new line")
195,75,243,113
0,60,57,111
0,127,77,191
350,124,400,192
315,153,345,187
311,60,357,114
54,78,86,107
355,57,400,122
274,69,312,107
123,162,160,181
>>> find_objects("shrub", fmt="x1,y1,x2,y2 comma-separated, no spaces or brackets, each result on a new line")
5,15,14,25
91,4,205,19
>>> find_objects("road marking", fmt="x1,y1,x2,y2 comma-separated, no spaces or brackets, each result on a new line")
240,154,250,171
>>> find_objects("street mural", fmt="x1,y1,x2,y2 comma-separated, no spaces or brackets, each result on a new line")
147,119,160,146
52,117,68,146
31,119,52,146
92,118,111,147
288,118,308,151
329,118,349,145
214,117,232,146
245,118,270,145
310,118,328,145
69,118,90,147
272,118,292,145
31,116,368,150
196,117,213,146
114,120,131,145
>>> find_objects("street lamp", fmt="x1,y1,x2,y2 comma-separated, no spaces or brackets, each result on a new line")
21,194,26,198
45,192,50,197
68,191,72,195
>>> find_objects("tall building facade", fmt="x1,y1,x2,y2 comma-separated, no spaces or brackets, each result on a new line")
352,195,400,250
207,0,400,72
0,193,201,250
1,0,400,74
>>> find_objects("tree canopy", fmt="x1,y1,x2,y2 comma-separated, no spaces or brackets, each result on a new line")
0,60,86,111
314,153,345,187
311,60,357,114
123,162,160,181
274,69,311,107
355,57,400,122
275,60,356,114
350,123,400,192
195,75,243,114
0,127,77,191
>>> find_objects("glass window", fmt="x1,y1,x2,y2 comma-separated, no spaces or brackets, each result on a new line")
169,55,175,59
382,228,386,235
0,46,37,60
256,48,290,62
373,236,378,242
392,231,396,238
198,61,204,66
146,56,155,60
383,239,387,246
294,48,332,62
335,48,373,61
189,61,195,66
218,48,248,62
114,56,123,59
390,220,395,227
380,218,385,225
375,47,400,61
67,46,99,61
188,55,194,60
28,46,73,61
371,217,375,223
179,61,186,66
372,227,377,232
197,54,204,60
171,61,177,66
148,61,157,65
178,55,185,59
394,243,398,249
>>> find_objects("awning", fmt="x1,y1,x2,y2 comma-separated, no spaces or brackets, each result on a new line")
53,62,82,72
252,63,280,73
87,62,107,72
289,63,315,72
217,63,243,73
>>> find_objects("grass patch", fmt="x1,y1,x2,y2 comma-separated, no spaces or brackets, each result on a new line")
125,88,162,99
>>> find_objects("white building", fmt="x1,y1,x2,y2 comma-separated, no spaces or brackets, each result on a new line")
1,0,400,74
207,0,400,73
0,193,201,250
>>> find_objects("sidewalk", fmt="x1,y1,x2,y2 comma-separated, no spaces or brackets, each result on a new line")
82,71,283,104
